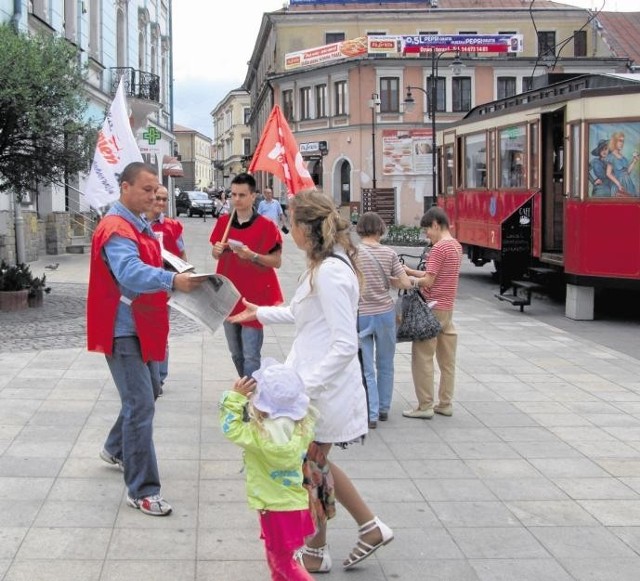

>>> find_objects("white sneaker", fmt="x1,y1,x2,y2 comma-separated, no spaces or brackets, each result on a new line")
100,449,124,472
127,494,172,516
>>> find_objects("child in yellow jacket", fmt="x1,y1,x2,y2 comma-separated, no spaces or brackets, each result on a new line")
219,358,317,580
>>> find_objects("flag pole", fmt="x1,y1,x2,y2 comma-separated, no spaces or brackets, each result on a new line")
220,208,236,244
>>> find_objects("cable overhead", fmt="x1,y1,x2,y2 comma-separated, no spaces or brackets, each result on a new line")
527,0,606,86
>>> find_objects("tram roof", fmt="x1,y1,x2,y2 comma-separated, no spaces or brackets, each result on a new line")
461,72,640,123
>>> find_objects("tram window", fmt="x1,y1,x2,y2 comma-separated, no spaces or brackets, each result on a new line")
529,122,539,187
570,124,580,198
464,133,487,188
444,144,454,195
456,139,464,189
499,126,527,188
489,130,496,189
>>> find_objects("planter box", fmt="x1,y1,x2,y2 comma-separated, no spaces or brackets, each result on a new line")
0,289,29,312
28,289,44,308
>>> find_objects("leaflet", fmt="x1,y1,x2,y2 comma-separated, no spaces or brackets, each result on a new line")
169,274,240,336
162,249,195,273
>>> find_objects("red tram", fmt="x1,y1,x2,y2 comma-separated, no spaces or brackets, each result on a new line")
437,73,640,319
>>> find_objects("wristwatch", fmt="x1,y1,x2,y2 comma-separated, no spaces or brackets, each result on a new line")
251,252,260,264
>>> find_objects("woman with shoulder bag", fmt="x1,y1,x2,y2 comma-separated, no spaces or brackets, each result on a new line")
229,192,394,573
356,212,411,428
402,207,463,420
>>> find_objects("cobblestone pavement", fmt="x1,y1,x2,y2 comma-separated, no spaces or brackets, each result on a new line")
0,282,200,353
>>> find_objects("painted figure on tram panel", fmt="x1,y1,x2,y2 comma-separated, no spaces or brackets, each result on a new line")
606,131,640,197
589,139,614,198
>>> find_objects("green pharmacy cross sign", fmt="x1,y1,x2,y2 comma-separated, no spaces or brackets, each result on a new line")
143,127,162,146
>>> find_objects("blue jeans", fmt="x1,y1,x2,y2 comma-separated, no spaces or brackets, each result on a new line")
358,309,397,421
159,346,168,384
223,321,264,377
104,337,162,499
159,306,171,384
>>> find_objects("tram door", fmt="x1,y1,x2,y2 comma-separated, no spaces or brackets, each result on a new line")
540,109,565,256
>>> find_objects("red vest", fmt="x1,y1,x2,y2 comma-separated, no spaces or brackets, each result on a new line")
151,216,184,257
87,215,169,361
209,214,284,328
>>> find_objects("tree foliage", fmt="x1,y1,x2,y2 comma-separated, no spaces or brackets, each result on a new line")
0,24,96,196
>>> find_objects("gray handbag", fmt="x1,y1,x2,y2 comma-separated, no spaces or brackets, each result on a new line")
396,289,442,342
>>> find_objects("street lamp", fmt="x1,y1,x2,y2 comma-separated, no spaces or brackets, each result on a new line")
404,51,464,203
369,93,381,189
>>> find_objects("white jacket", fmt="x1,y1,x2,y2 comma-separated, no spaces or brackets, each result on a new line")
257,253,368,443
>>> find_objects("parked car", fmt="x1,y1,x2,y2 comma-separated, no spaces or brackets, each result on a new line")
175,191,215,217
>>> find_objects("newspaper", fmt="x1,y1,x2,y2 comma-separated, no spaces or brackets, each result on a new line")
169,274,240,336
162,248,195,273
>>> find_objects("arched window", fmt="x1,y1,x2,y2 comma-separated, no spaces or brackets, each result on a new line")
340,160,351,206
308,160,322,188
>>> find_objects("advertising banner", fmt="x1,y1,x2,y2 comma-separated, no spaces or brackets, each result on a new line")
283,34,523,71
383,129,433,176
403,34,524,54
367,35,403,55
285,37,367,70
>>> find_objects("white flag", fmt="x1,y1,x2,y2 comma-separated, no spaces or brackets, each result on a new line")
84,79,143,211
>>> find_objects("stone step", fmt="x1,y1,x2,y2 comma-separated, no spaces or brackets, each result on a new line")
66,236,90,254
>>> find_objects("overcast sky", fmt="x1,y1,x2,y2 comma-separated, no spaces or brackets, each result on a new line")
171,0,638,139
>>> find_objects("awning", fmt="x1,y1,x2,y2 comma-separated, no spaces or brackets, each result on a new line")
163,155,184,177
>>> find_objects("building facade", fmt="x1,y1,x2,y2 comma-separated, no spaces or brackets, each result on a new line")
0,0,174,262
211,89,251,191
173,124,213,192
242,0,634,225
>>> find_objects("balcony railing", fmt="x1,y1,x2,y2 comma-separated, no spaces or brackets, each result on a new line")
110,67,160,103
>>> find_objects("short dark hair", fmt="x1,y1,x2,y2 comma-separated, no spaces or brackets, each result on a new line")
231,172,256,192
420,206,450,229
356,212,386,237
119,162,157,187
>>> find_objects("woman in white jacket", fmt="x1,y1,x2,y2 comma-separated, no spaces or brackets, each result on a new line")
229,190,393,573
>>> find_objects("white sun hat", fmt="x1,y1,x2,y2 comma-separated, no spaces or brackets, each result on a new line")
251,358,309,421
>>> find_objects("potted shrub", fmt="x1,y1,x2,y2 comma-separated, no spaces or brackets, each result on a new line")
28,271,51,308
0,260,51,311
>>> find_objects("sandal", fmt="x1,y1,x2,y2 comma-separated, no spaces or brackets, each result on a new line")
294,544,332,573
343,516,394,569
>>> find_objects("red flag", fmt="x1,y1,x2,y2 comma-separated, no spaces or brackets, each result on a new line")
249,105,315,195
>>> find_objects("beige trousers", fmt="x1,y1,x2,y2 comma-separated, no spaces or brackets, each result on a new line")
410,309,457,410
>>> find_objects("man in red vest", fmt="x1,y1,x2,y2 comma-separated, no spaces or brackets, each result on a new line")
87,162,201,517
148,185,187,260
210,173,284,377
146,185,187,391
